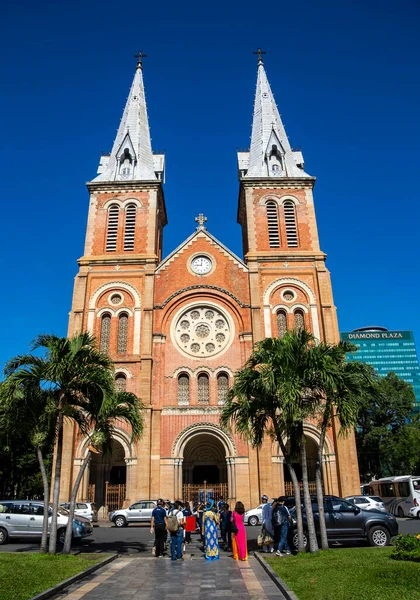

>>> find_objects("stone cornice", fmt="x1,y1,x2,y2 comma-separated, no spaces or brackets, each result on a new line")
86,180,163,193
244,251,327,263
162,407,222,416
78,254,159,267
239,177,316,189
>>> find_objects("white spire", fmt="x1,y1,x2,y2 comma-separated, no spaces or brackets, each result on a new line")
244,56,311,179
93,55,159,182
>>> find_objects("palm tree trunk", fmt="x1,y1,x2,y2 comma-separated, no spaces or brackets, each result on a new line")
36,446,49,554
300,429,319,553
49,412,63,554
316,425,328,550
276,429,305,553
62,451,91,554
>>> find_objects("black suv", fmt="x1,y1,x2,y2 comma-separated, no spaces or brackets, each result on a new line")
286,495,398,549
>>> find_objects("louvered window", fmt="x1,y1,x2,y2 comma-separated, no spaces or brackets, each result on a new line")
284,201,298,247
217,373,229,405
198,373,210,405
117,313,128,354
124,204,136,251
277,310,287,338
115,374,126,392
178,374,190,405
100,313,111,353
294,309,305,332
106,204,119,252
266,201,280,248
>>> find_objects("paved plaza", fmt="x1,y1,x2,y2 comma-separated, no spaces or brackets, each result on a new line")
53,551,286,600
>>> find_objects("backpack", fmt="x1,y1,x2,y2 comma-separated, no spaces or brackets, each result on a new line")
167,510,180,533
272,506,283,527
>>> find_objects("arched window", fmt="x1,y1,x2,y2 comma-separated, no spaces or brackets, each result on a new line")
294,309,305,332
124,204,136,251
277,310,287,338
100,313,111,353
283,201,298,247
106,204,119,252
119,149,132,179
266,201,280,248
117,313,128,354
178,373,190,405
115,373,126,392
217,373,229,405
198,373,210,405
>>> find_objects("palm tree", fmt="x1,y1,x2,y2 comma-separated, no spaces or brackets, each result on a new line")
0,380,56,552
4,333,115,554
221,333,322,553
62,389,144,554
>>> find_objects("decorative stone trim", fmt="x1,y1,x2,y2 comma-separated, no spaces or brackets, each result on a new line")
155,285,250,309
162,407,222,415
171,421,237,457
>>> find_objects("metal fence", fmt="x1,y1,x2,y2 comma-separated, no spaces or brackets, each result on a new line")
182,483,228,505
105,482,126,512
284,481,319,496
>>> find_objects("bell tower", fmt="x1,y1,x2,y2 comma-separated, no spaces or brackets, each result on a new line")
238,50,360,496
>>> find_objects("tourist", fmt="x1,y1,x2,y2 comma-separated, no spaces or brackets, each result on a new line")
168,500,185,561
220,503,232,550
217,496,225,513
182,500,192,545
150,498,168,558
202,499,220,560
231,501,248,561
275,497,292,556
261,494,274,553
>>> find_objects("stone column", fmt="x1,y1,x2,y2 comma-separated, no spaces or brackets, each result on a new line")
125,458,137,506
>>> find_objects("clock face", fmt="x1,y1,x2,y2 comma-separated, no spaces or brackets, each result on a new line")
191,255,212,275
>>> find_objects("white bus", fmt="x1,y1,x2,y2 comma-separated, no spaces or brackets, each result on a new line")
366,476,420,517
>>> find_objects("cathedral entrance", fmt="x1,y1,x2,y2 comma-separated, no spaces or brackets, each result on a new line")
88,439,127,512
182,432,228,504
283,435,319,496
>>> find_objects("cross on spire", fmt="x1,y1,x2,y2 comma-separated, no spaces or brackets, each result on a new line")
134,50,147,69
195,213,207,229
253,47,266,65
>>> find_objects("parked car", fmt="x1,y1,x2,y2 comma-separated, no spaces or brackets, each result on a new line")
60,502,98,522
409,505,420,519
244,504,263,526
288,495,398,550
0,500,93,545
345,495,386,512
109,500,157,527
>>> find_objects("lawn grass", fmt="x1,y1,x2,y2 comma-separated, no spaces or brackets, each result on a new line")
0,553,109,600
264,547,420,600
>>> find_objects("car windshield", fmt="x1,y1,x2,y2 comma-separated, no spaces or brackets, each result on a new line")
370,497,383,503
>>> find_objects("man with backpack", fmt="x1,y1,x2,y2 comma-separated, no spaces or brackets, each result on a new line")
167,500,185,561
273,497,292,556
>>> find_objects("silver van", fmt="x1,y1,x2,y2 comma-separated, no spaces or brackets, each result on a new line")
109,500,157,527
0,500,93,545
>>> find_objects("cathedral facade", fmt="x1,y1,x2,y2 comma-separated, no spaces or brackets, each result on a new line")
60,54,360,511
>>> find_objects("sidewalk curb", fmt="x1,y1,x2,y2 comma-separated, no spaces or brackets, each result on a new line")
253,552,299,600
29,553,119,600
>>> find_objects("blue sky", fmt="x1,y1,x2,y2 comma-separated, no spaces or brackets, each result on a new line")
1,0,419,368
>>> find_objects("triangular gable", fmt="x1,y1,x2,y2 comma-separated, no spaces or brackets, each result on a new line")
156,229,248,274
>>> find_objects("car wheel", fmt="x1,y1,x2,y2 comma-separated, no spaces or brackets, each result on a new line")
292,529,308,550
397,506,404,518
0,528,8,545
114,516,127,528
416,510,420,520
57,529,67,545
368,526,390,547
248,516,259,526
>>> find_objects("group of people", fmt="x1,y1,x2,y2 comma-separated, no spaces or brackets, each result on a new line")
260,495,292,556
150,497,248,561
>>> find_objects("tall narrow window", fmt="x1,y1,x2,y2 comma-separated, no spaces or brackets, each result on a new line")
277,310,287,338
106,204,119,252
115,373,126,392
117,313,128,354
100,313,111,353
198,373,210,405
266,201,280,247
217,373,229,405
178,373,190,405
283,201,298,247
124,204,136,251
294,309,305,332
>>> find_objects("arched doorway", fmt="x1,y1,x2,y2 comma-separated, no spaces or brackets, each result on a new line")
88,439,127,512
283,435,319,496
173,423,236,504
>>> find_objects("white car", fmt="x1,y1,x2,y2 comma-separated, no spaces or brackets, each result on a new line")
409,505,420,519
345,495,386,512
244,504,264,526
109,500,157,527
60,502,98,523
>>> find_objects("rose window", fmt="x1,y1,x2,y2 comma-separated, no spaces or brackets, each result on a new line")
174,305,231,358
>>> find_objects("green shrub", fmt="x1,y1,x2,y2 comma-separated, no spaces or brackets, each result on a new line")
391,533,420,562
